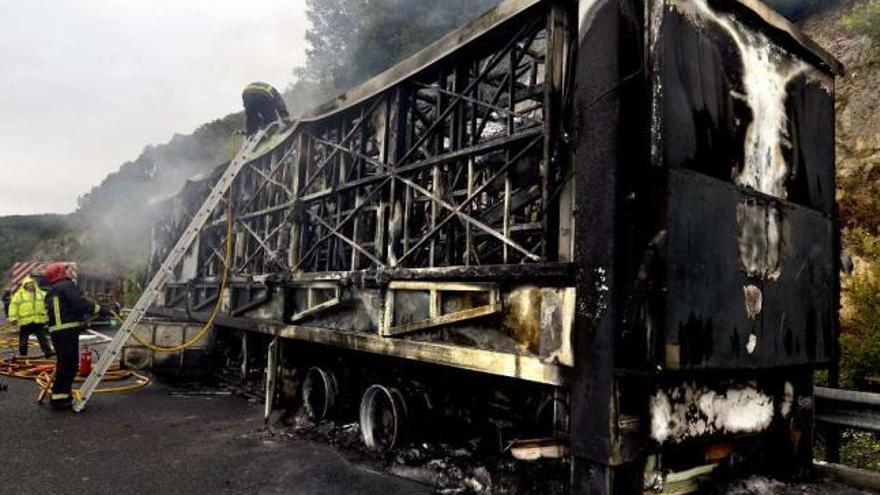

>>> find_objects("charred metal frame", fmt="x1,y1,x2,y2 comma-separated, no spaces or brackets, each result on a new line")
146,0,846,493
152,0,577,386
189,4,564,282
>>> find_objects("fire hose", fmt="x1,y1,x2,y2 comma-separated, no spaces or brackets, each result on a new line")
0,201,229,399
0,330,150,402
120,191,233,353
0,146,235,397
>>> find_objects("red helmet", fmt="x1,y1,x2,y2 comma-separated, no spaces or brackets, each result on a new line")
44,262,69,283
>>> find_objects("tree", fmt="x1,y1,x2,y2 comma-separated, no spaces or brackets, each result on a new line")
297,0,369,89
295,0,500,93
348,0,498,86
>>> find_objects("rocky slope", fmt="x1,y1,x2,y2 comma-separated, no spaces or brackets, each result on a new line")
800,1,880,334
801,0,879,180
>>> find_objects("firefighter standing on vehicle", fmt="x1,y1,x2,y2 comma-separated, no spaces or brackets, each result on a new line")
7,275,54,358
44,263,99,410
241,82,290,135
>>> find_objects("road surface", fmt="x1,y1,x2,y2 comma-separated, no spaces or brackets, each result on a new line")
0,374,431,495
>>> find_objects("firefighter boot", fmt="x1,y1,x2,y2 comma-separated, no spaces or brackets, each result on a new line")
50,393,73,411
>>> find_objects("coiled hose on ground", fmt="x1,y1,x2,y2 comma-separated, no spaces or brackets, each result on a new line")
0,329,150,403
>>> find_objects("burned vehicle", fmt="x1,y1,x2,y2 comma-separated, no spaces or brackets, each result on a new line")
143,0,842,492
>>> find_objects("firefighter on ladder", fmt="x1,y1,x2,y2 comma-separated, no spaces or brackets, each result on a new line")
44,263,99,410
241,82,290,135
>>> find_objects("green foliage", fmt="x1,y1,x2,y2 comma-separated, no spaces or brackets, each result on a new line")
837,133,880,388
844,0,880,40
348,0,499,87
840,162,880,254
839,430,880,471
296,0,368,90
0,215,72,285
296,0,500,92
845,0,880,61
839,233,880,389
121,260,146,307
816,429,880,471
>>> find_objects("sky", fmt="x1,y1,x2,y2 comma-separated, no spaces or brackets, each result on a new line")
0,0,308,216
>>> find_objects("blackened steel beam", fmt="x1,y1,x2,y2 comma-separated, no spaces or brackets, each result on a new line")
570,0,628,468
147,307,568,387
289,262,576,285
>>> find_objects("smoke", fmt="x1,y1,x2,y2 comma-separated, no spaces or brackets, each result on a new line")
293,0,501,96
70,113,244,275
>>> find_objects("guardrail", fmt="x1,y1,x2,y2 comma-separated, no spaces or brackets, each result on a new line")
815,386,880,432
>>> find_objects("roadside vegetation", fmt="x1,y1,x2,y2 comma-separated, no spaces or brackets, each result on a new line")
836,0,880,392
0,215,70,285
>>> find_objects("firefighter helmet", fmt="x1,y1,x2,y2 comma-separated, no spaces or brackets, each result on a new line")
44,262,69,283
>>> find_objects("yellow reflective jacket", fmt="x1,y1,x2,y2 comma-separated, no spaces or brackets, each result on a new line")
8,276,48,326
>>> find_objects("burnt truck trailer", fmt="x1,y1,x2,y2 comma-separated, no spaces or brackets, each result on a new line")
145,0,842,492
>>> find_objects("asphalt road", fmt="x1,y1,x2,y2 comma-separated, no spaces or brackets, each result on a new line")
0,375,431,495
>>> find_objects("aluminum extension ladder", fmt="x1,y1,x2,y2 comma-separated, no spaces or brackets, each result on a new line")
73,126,273,412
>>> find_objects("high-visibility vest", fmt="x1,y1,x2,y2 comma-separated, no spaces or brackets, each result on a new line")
8,278,48,326
46,279,100,332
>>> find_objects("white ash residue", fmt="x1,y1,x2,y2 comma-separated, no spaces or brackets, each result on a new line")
669,0,833,323
719,476,787,495
781,381,794,418
743,284,763,320
650,384,774,444
715,475,875,495
746,333,759,355
735,201,786,282
669,0,828,200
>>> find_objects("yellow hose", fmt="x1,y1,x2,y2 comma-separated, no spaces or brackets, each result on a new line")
125,180,234,353
1,136,239,398
0,355,151,401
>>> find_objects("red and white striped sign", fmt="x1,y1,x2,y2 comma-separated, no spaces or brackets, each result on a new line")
8,261,76,290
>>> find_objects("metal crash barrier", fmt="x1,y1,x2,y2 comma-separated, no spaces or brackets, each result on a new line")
815,387,880,432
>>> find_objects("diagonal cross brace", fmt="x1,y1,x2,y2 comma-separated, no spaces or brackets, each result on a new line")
292,176,394,273
396,136,543,265
240,139,299,214
304,209,387,268
247,162,293,197
300,97,384,196
394,18,541,169
239,220,288,272
310,135,542,263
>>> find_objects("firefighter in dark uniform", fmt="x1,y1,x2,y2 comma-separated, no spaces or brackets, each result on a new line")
242,82,290,135
44,263,100,410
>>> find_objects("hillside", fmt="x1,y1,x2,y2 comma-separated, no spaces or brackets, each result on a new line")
799,0,880,392
0,215,71,285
